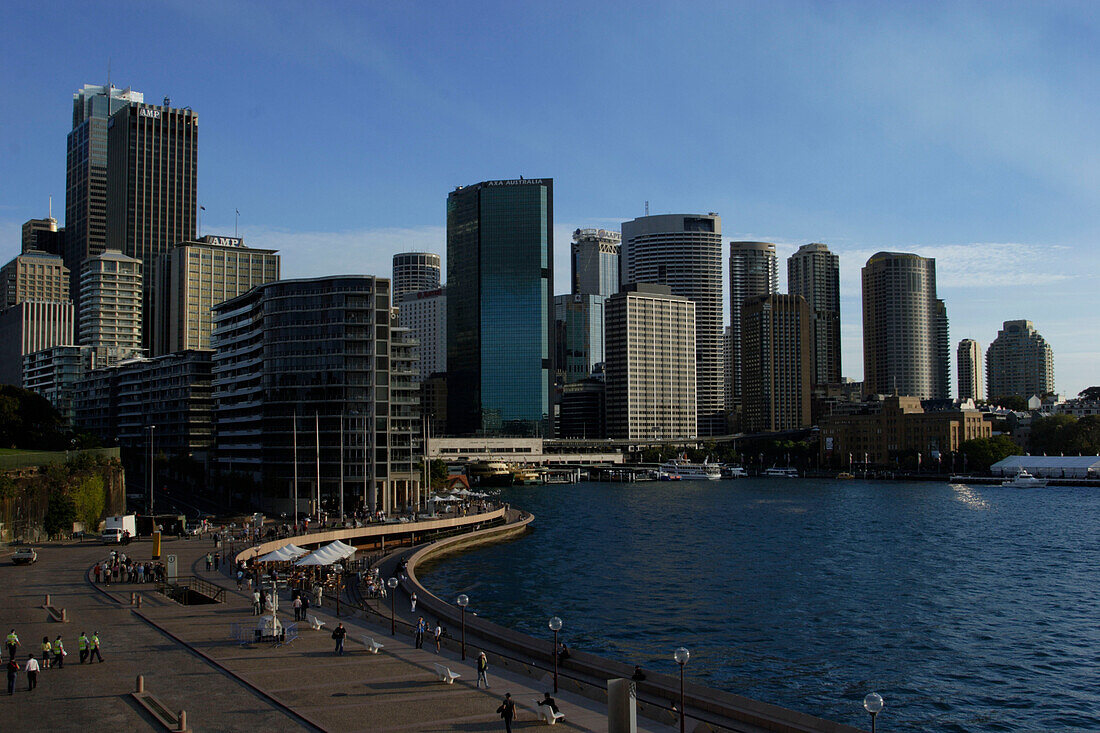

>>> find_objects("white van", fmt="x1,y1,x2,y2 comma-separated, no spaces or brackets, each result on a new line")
101,528,124,544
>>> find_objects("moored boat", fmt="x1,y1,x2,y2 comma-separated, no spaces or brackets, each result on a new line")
659,459,721,481
468,461,514,487
764,467,799,478
1001,469,1048,488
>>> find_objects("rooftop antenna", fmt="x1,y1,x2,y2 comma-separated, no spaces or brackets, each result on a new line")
645,200,649,216
107,57,111,90
48,195,52,219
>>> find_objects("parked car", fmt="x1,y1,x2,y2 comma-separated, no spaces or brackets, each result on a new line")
12,547,37,565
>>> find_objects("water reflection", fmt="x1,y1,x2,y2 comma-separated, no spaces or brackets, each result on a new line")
949,482,990,510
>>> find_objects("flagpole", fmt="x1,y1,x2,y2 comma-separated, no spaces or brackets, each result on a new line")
315,411,321,521
339,413,345,523
292,409,298,528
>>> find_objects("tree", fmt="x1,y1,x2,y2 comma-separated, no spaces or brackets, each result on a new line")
1079,386,1100,401
43,491,76,538
429,459,448,489
959,435,1022,472
1069,415,1100,455
1029,414,1078,455
991,395,1029,411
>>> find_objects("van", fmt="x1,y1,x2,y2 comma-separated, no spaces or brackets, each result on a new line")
101,528,124,544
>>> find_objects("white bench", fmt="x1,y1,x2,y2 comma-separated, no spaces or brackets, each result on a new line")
307,614,326,631
359,635,384,654
433,662,461,684
535,702,565,725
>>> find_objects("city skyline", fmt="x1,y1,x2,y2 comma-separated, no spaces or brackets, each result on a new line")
1,3,1097,395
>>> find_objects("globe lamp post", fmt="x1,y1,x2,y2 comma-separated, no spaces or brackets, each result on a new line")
863,692,884,733
674,646,690,733
386,577,398,635
548,616,563,692
457,594,469,660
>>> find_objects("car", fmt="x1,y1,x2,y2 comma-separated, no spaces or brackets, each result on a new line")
12,548,37,565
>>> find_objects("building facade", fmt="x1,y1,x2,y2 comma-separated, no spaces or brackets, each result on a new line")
728,241,779,422
986,320,1055,400
106,95,198,350
558,377,606,439
862,252,949,399
787,242,841,387
392,252,442,302
22,345,103,427
153,235,280,355
957,339,983,402
605,284,697,439
79,250,143,359
571,228,620,297
553,294,605,384
211,276,420,515
397,287,446,381
22,216,64,256
447,179,554,437
620,214,723,435
0,251,70,309
0,301,75,386
741,294,812,433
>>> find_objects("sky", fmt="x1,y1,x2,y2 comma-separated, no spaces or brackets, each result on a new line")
1,1,1098,396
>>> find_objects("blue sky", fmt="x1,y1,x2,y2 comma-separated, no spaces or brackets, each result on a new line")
2,1,1097,396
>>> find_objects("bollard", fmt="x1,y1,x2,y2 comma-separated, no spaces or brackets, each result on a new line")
45,594,50,605
177,710,187,731
60,608,67,622
130,592,136,605
136,595,142,608
136,675,144,693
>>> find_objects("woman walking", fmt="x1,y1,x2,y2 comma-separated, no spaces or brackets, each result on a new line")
477,652,490,688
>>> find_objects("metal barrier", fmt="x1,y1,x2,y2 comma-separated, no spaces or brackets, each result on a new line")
156,575,226,604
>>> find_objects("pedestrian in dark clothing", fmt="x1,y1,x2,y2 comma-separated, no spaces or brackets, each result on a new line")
332,623,346,655
89,632,103,663
415,617,426,649
6,657,18,695
496,693,517,732
631,665,646,681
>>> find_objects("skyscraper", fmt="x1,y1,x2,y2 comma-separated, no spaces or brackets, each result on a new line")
392,252,442,301
398,287,446,381
728,241,779,422
65,83,143,317
571,228,620,297
0,251,69,308
741,294,812,433
957,339,983,401
861,252,949,399
554,294,605,383
787,242,841,386
620,214,723,435
447,179,553,437
986,320,1055,401
605,284,697,439
79,250,143,359
106,95,198,350
22,215,64,256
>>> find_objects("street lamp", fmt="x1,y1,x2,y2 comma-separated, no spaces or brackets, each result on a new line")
387,577,398,635
456,593,469,660
147,425,156,516
548,616,563,693
674,646,690,733
863,692,884,733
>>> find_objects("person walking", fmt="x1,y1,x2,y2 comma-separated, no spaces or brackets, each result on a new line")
332,623,347,655
5,629,19,662
236,570,244,590
293,595,303,622
24,654,38,691
496,692,517,732
89,632,103,663
410,592,417,612
434,622,442,653
205,553,213,572
40,637,51,670
252,590,261,616
415,617,426,649
77,632,89,664
6,655,19,695
477,652,490,689
53,636,64,669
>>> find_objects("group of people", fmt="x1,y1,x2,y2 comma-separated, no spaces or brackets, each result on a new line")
93,552,166,586
5,629,103,695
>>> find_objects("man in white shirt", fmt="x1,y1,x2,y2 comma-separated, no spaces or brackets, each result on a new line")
25,655,39,691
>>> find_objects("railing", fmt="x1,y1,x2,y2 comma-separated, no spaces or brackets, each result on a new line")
155,575,226,604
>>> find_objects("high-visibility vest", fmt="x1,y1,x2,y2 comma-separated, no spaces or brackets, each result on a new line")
54,640,63,653
92,635,100,648
78,636,87,650
5,633,17,645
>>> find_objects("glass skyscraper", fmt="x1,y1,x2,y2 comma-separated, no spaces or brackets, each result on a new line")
447,179,553,437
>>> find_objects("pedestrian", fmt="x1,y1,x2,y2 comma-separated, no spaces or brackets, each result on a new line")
5,629,19,662
415,617,426,649
496,692,516,732
410,592,417,612
25,654,38,691
477,651,490,688
301,594,311,619
236,570,243,590
434,622,442,653
40,637,51,670
332,623,346,655
293,596,303,622
315,584,323,608
89,632,103,663
205,553,213,572
53,636,64,668
214,554,221,571
78,632,89,664
6,656,18,695
252,590,261,616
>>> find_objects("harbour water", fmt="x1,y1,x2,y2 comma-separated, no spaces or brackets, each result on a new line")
418,479,1100,731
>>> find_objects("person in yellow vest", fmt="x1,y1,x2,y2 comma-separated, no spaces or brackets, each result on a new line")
77,632,89,664
89,632,103,663
53,636,64,668
40,637,51,669
4,629,18,662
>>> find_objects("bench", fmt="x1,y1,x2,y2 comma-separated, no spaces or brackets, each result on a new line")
359,635,384,654
307,614,326,631
433,662,461,684
535,702,566,725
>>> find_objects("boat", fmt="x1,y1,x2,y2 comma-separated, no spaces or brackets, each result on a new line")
764,467,799,478
722,465,748,478
1001,470,1048,488
836,472,855,480
467,461,514,487
512,468,542,485
658,471,682,481
658,459,721,481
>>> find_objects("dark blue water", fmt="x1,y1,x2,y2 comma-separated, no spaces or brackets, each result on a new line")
418,479,1100,731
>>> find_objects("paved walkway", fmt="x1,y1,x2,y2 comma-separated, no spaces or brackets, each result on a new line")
1,535,676,732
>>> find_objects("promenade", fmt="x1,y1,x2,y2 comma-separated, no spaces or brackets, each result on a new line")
0,533,677,732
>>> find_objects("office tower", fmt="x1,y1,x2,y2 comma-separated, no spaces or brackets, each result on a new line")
741,294,812,433
22,215,64,256
558,378,606,439
398,288,446,381
605,284,696,439
212,276,420,514
787,242,841,386
862,252,949,399
620,214,722,435
447,179,553,437
571,228,620,297
0,251,70,308
554,294,605,383
107,94,198,350
957,339,983,401
389,308,422,497
22,345,101,427
153,235,280,355
65,83,143,316
0,302,75,386
80,250,143,359
728,241,779,419
392,252,442,302
986,320,1055,401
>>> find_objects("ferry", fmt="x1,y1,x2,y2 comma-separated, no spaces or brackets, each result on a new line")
763,467,799,478
1001,469,1048,488
512,468,542,485
658,460,721,481
467,461,514,487
722,465,748,478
